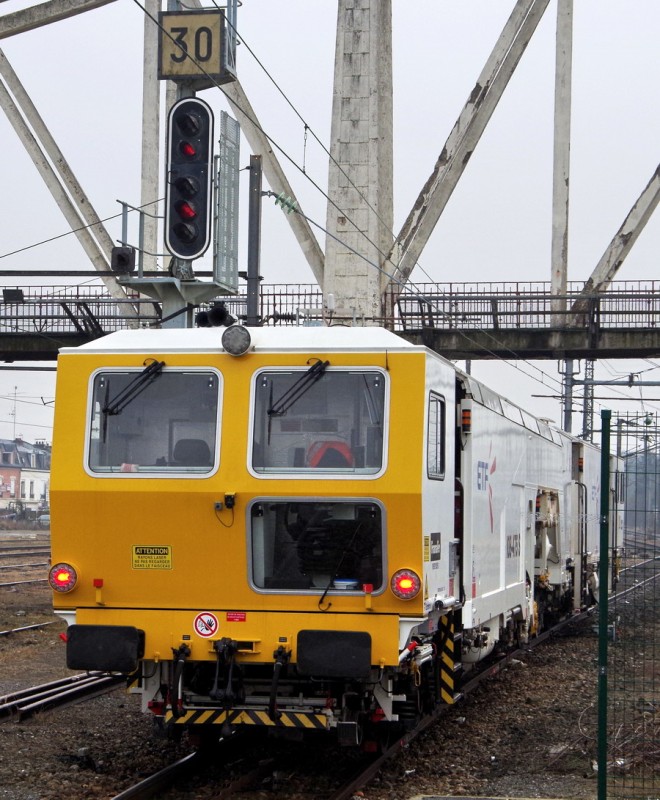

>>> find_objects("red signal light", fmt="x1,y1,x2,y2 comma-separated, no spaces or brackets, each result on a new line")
179,141,197,158
49,562,78,593
176,200,197,220
176,200,197,219
390,569,421,600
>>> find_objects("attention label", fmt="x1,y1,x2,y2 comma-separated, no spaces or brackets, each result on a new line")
132,545,172,570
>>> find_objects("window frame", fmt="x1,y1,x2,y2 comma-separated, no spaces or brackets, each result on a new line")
83,366,223,479
247,366,389,480
246,496,387,595
427,391,446,480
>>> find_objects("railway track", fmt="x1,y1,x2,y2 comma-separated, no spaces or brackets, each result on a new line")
104,565,660,798
105,616,589,800
7,555,658,799
0,672,124,722
108,739,370,800
615,553,660,593
0,620,56,637
0,542,50,587
110,751,204,799
0,561,49,571
0,578,48,588
108,735,275,800
0,549,50,561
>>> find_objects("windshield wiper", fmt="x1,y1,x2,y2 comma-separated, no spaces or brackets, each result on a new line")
267,359,330,417
102,360,166,416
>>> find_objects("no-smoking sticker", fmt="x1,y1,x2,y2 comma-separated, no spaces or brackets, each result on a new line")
193,612,219,638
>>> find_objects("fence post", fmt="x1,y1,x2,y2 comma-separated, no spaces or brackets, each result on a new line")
598,408,611,800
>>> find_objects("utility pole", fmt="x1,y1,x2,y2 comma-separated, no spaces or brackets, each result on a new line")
581,359,595,440
552,0,575,432
559,359,579,433
246,155,262,326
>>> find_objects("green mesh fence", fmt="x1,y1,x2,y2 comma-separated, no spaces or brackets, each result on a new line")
602,411,660,799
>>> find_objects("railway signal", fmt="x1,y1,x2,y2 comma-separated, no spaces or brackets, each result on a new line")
164,97,214,261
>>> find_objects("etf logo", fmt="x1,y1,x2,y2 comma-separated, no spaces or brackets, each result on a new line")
477,446,497,532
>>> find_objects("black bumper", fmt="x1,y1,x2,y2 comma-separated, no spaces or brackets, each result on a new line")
66,625,145,673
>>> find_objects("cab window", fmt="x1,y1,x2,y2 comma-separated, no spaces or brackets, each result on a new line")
250,500,384,592
251,368,386,474
88,369,220,474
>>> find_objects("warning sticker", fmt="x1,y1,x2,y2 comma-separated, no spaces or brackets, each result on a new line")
226,611,246,622
132,545,172,570
430,531,442,561
194,612,219,638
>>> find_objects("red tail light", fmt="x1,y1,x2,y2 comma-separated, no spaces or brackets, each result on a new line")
49,562,78,593
390,569,421,600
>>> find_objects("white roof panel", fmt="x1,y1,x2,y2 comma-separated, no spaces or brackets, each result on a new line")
59,325,420,356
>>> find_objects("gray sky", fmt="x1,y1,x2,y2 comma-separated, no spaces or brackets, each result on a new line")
1,0,659,441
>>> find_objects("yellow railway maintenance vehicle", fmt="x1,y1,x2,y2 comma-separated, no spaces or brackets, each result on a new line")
50,325,615,746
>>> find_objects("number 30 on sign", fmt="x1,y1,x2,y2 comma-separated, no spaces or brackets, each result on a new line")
158,10,235,84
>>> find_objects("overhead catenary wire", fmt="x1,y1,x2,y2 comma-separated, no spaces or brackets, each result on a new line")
2,2,652,425
0,395,54,407
0,199,160,262
0,3,625,421
132,1,572,398
135,0,462,301
298,204,566,396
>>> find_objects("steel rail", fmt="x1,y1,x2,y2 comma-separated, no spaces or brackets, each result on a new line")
0,620,56,637
108,733,256,800
612,565,660,602
109,752,203,800
0,672,124,721
0,578,48,588
0,550,51,560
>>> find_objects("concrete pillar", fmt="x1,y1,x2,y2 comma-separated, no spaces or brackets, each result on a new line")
324,0,393,324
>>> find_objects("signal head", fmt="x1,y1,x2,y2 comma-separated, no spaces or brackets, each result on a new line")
165,97,214,261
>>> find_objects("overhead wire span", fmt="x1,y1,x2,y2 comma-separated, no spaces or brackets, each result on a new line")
6,0,647,421
290,200,566,396
132,0,571,399
0,209,126,261
134,0,438,303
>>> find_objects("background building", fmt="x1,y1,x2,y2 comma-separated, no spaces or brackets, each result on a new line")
0,438,51,519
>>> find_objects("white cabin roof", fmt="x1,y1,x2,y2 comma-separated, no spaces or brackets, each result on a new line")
59,325,420,356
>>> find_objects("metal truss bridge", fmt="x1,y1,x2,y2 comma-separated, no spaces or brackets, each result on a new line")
2,279,660,363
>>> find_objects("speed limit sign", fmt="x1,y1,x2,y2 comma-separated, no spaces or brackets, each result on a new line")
158,10,235,84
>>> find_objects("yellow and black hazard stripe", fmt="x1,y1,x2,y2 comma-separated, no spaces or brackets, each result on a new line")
165,707,330,730
438,613,463,704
